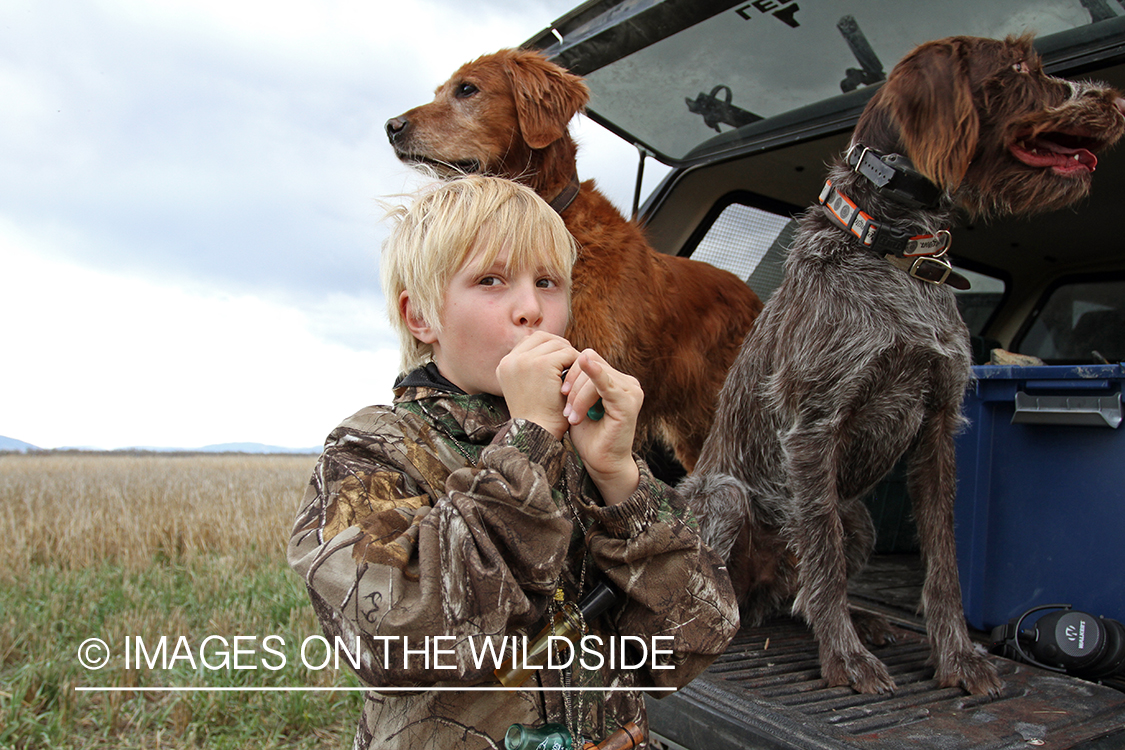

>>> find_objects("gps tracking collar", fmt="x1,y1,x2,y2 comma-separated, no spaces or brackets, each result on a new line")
844,144,944,209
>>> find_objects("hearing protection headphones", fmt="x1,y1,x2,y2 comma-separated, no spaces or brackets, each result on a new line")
989,604,1125,682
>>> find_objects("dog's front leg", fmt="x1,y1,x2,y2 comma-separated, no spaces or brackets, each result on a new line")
786,425,896,694
909,407,1002,696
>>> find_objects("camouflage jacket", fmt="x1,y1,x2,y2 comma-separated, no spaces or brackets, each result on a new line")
288,366,739,749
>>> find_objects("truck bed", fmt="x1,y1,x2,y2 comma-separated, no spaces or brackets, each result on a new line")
647,555,1125,750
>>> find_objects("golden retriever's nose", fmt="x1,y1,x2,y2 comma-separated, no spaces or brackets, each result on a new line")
386,116,409,143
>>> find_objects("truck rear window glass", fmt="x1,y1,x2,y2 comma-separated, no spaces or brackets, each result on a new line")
1017,278,1125,364
953,269,1006,337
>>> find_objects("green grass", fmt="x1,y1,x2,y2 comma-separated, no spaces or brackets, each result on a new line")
1,553,363,749
0,454,363,749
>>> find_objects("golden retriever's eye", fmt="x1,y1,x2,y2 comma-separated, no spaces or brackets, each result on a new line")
455,82,479,99
1013,61,1031,74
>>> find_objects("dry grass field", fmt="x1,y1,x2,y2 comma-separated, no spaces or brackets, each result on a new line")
1,452,309,573
0,452,363,749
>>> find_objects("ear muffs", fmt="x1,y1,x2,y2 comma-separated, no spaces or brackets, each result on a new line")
990,604,1125,681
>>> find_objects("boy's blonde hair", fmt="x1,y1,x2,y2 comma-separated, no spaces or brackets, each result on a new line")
381,175,578,374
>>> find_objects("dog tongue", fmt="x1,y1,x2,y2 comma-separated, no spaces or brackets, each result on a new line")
1013,137,1098,172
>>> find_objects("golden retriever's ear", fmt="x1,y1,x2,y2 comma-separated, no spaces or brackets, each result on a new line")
883,38,979,191
505,51,590,149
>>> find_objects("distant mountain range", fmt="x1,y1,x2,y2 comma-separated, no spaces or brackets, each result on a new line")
0,435,319,454
0,436,39,452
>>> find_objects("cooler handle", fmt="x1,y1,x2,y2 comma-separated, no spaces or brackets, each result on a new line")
1012,391,1122,428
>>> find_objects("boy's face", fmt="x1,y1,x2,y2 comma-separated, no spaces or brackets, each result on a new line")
410,240,570,396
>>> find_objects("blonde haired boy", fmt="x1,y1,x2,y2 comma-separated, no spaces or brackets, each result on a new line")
381,173,577,374
289,175,737,749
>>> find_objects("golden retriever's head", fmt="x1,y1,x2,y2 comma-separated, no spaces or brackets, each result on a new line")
386,49,589,184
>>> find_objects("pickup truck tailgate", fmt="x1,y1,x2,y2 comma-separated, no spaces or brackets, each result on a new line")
647,617,1125,749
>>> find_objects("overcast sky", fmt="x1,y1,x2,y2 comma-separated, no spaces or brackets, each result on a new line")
0,0,670,450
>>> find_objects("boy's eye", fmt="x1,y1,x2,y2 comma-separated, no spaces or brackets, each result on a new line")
537,277,558,289
478,275,502,286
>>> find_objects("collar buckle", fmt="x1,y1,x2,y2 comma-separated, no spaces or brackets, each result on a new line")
850,145,872,174
907,254,954,286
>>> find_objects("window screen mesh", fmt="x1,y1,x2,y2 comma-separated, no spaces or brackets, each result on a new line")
688,202,794,302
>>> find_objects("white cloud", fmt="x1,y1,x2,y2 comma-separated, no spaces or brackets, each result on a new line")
0,226,400,450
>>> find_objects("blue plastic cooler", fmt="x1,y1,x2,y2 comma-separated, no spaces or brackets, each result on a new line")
954,364,1125,631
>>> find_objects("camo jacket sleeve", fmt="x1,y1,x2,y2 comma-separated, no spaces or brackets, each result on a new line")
288,402,575,686
571,458,741,689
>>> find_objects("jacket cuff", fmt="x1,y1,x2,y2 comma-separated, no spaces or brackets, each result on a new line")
577,457,660,538
491,418,566,486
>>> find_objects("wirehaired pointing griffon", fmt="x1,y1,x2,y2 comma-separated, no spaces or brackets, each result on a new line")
385,49,764,472
682,35,1125,695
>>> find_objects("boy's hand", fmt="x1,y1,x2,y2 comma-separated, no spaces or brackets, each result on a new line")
496,331,578,440
562,350,643,505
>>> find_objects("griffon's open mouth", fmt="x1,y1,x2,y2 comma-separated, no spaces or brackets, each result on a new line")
1010,130,1104,174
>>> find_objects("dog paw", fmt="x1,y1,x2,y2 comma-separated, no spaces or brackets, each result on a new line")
851,610,896,647
936,649,1002,696
822,648,897,694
